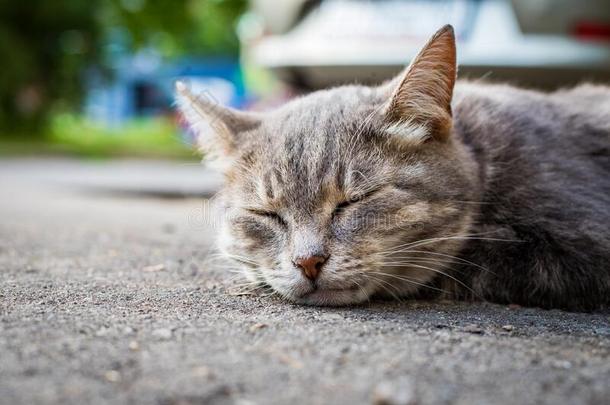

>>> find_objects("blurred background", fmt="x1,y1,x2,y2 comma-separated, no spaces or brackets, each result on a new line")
1,0,610,160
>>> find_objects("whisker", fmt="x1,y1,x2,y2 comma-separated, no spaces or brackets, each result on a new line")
386,233,520,254
365,271,451,295
222,254,261,267
374,262,479,298
363,275,405,302
388,249,497,276
350,278,371,304
379,257,476,277
450,200,494,205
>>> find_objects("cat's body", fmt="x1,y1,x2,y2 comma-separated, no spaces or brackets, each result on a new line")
177,26,610,311
449,82,610,310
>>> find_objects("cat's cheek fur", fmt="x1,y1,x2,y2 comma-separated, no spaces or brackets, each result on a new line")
217,222,259,284
219,215,283,285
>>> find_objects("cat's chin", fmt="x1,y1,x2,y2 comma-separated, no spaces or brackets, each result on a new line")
292,287,371,306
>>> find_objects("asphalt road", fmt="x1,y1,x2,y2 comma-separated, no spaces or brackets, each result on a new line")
1,158,609,405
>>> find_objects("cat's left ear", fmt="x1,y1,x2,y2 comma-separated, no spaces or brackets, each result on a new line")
175,81,261,165
383,24,457,143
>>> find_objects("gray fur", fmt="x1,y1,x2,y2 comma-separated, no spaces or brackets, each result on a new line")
451,82,610,310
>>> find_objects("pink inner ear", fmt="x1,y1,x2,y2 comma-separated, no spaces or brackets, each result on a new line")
385,25,457,141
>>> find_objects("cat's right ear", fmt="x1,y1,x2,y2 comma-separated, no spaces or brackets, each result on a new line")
175,81,261,164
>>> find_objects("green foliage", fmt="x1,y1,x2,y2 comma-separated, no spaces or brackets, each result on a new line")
0,0,246,136
0,0,101,132
45,113,197,159
103,0,246,58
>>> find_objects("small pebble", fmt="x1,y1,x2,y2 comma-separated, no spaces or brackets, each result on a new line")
152,328,172,340
142,264,165,272
372,378,416,405
104,370,121,382
249,323,268,332
128,340,140,351
95,327,111,337
502,325,514,332
192,366,213,378
463,325,484,334
322,313,344,321
553,360,572,369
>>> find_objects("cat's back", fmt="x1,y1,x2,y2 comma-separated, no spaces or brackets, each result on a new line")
452,81,609,176
454,81,610,138
452,80,609,230
552,83,610,127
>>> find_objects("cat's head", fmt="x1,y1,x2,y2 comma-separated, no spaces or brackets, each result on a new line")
177,25,479,305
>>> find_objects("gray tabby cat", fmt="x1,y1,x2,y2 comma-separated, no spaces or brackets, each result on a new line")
176,25,609,311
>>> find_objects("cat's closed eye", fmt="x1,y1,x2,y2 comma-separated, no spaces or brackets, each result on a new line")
246,209,288,228
332,188,382,217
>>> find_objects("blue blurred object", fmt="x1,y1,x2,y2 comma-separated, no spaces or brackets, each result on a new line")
85,54,245,126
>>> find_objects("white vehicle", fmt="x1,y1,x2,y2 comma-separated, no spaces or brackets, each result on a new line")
241,0,610,89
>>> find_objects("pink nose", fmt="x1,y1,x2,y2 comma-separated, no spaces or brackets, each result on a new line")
294,255,327,280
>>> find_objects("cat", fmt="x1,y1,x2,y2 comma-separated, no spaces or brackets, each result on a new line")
176,25,610,311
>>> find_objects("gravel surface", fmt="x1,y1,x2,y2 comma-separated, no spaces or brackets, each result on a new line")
1,158,609,405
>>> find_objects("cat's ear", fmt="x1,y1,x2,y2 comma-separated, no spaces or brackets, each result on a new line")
383,24,457,143
175,81,261,163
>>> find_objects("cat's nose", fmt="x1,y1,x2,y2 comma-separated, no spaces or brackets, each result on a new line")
294,255,327,281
